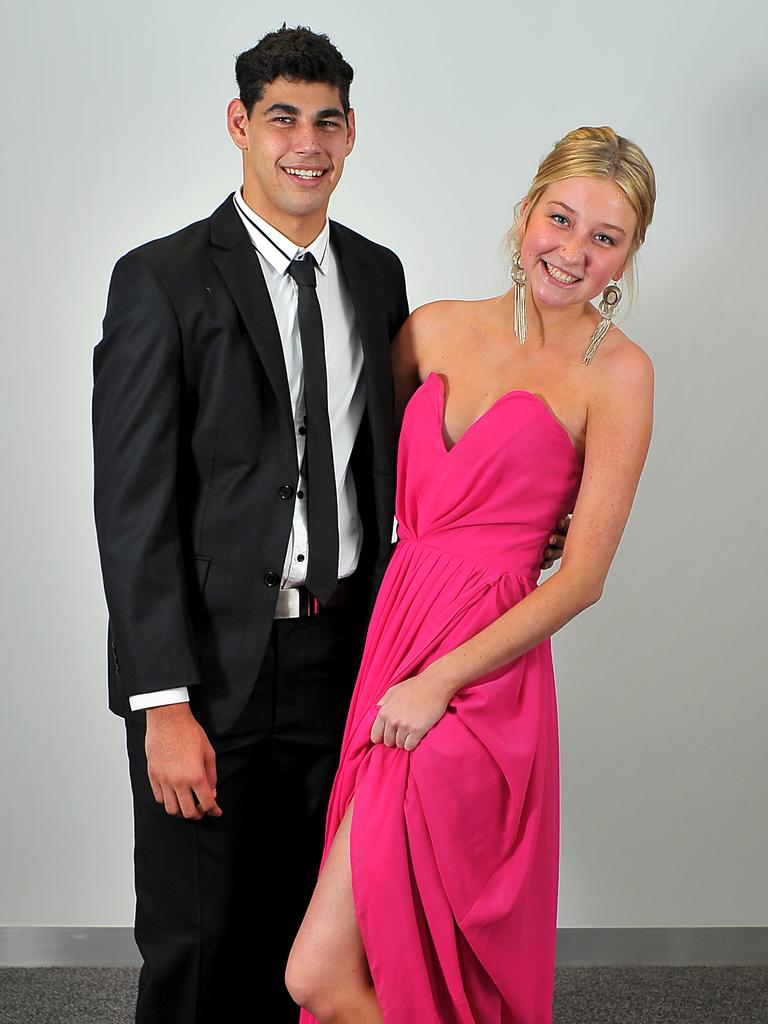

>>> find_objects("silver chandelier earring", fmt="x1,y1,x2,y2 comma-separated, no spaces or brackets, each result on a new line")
510,252,527,345
583,282,622,365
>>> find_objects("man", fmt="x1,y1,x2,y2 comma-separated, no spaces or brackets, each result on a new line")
93,26,407,1023
93,25,567,1023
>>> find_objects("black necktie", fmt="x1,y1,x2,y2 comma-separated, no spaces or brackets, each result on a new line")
287,255,339,604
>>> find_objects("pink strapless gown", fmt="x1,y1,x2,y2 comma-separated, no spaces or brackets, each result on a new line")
301,372,582,1024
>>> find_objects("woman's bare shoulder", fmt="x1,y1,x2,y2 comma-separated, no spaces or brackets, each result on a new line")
400,298,498,370
592,326,654,396
405,298,478,333
397,299,481,370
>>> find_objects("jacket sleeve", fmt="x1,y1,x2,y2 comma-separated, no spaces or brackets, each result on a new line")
385,248,410,338
92,251,203,698
395,256,410,335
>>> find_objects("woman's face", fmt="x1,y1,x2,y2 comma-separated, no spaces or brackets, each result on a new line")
519,176,637,310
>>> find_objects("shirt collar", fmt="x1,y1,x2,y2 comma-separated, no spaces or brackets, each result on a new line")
233,189,330,276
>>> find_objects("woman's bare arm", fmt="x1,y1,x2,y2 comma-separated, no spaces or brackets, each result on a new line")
390,305,436,428
371,342,654,749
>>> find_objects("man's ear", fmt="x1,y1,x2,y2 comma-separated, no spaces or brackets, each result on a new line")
227,98,249,151
345,107,357,155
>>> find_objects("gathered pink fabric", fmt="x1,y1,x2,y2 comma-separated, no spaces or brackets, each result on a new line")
301,372,582,1024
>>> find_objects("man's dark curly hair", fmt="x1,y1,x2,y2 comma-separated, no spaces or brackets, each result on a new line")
235,26,354,117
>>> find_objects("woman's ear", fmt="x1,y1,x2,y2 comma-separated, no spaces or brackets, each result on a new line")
510,199,528,252
613,259,629,282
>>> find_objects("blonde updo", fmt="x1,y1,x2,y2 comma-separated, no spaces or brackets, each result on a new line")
508,126,656,293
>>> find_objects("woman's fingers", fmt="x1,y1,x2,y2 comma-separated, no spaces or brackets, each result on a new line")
403,732,422,752
382,721,397,747
395,726,411,749
372,711,418,749
370,713,385,745
371,711,400,747
370,676,446,749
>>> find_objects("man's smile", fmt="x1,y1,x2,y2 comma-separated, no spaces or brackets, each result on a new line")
282,165,329,183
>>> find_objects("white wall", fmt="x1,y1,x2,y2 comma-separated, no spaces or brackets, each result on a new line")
1,0,766,928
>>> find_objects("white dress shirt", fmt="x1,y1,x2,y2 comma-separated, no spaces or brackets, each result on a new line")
129,190,366,711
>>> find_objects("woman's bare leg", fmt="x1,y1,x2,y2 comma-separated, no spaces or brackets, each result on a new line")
285,799,383,1024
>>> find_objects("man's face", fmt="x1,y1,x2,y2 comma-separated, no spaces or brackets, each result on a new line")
228,77,356,238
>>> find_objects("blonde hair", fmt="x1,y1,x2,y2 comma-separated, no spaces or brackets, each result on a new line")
507,126,656,294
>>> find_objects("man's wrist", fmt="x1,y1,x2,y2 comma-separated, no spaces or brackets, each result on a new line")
145,702,193,720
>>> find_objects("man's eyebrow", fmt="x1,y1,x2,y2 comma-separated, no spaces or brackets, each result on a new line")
546,200,627,235
263,103,300,116
262,103,345,120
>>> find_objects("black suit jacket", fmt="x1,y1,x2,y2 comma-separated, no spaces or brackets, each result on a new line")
93,194,409,734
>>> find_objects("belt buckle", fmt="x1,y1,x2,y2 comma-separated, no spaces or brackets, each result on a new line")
274,588,301,619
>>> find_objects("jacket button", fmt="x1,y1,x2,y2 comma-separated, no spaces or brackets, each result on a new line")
279,484,294,500
263,570,280,587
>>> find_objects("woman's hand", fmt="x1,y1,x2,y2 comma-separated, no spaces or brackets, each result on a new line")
370,668,452,751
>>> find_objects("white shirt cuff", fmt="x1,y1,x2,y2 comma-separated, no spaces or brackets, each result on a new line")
129,687,190,711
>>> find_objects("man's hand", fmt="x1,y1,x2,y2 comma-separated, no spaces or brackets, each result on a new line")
540,515,571,570
145,704,222,820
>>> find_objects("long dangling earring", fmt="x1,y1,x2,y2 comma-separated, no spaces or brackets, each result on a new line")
510,252,527,346
583,282,622,365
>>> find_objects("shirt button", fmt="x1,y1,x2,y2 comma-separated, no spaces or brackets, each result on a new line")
297,490,305,499
279,484,294,500
298,426,307,436
263,570,280,587
297,554,305,562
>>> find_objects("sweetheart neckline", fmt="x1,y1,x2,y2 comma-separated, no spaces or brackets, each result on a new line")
429,372,582,461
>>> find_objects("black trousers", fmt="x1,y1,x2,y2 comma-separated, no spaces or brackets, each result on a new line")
125,609,365,1024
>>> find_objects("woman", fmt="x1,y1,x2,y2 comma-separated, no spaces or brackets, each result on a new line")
286,126,656,1024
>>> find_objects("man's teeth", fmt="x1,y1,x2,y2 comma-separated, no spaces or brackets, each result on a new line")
544,261,579,284
285,168,325,178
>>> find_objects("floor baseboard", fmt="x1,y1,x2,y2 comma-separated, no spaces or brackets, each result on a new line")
1,927,766,968
555,928,768,966
0,928,140,968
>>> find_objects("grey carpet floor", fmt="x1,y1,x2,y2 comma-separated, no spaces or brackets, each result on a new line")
0,966,766,1023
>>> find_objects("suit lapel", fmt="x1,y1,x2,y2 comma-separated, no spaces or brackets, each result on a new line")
331,223,396,477
209,196,293,423
209,199,395,477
